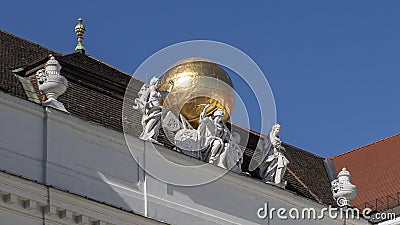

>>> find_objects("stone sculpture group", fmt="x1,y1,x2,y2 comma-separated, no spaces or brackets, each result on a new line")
133,76,289,188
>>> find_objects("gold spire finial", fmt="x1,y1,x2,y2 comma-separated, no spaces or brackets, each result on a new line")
74,18,86,53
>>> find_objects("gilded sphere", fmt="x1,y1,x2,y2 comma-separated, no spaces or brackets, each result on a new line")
159,58,234,128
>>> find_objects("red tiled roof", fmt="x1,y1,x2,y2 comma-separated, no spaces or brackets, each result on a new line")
329,133,400,210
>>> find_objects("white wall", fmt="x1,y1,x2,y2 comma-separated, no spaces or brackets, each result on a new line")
0,92,368,225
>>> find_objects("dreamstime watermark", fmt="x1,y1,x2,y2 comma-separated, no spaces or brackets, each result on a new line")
256,203,370,220
256,197,396,221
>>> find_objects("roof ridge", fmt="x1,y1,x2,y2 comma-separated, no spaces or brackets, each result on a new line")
62,52,145,84
0,30,60,55
227,124,325,159
283,142,324,159
86,55,145,83
328,133,400,160
0,31,143,84
11,56,50,71
228,122,267,138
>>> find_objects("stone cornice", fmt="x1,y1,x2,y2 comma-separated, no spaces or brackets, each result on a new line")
0,171,165,225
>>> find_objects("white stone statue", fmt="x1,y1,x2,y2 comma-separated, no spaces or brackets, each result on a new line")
219,132,243,173
36,56,68,112
133,76,174,145
249,124,289,188
198,104,231,166
331,167,358,206
163,104,243,173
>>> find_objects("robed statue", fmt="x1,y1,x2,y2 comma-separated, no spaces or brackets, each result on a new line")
249,124,289,187
133,76,174,145
198,104,231,166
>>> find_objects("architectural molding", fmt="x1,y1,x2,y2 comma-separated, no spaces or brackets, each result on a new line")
0,171,164,225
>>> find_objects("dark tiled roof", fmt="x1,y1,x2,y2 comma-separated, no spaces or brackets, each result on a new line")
59,52,134,88
283,143,336,205
0,29,335,206
329,134,400,211
55,53,144,133
0,30,57,99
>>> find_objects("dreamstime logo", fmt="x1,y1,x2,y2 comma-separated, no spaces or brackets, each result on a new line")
122,40,277,186
256,198,396,221
336,197,349,207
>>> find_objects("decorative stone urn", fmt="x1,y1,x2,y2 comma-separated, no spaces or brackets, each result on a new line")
331,167,358,204
36,56,68,112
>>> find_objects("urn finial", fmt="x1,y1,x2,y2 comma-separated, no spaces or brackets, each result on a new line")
36,56,68,112
331,167,358,205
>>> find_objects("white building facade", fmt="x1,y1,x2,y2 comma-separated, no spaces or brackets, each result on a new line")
0,88,367,225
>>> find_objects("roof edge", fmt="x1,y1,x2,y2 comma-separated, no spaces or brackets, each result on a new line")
0,29,60,55
62,52,145,84
283,142,324,159
328,133,400,160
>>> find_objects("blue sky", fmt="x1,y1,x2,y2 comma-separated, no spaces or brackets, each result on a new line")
2,1,399,157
